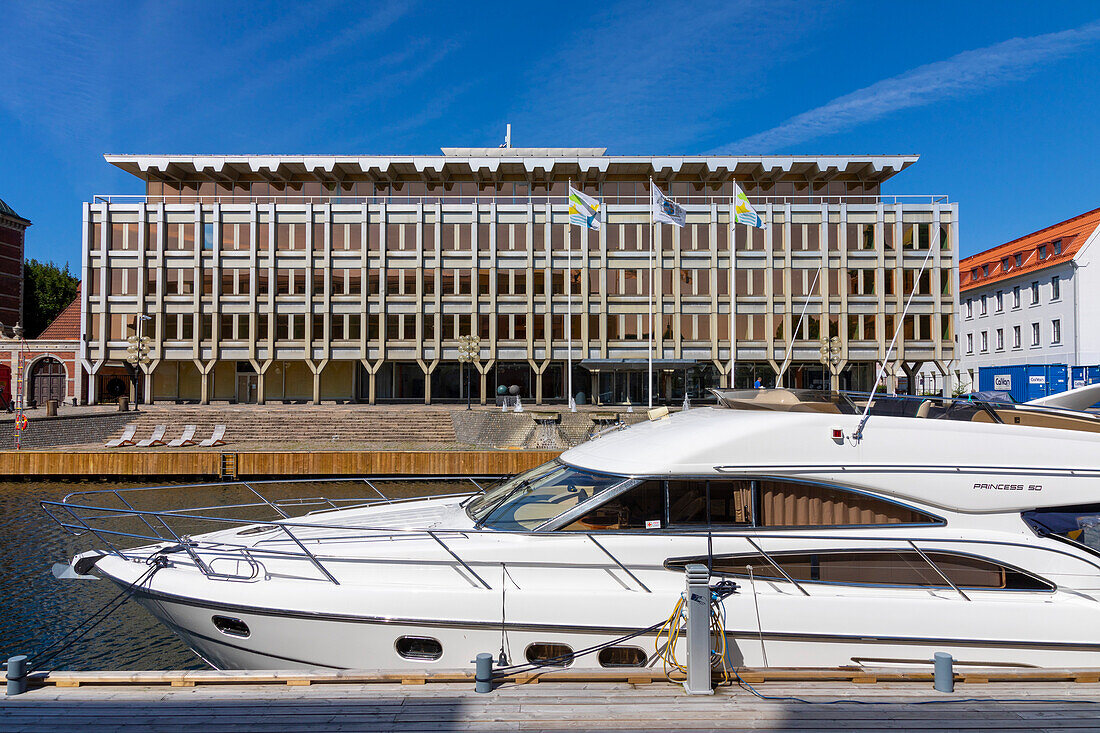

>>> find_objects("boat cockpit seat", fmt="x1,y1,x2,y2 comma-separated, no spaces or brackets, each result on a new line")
789,402,843,414
748,389,802,408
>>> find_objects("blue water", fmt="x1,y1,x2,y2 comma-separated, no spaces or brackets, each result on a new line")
0,479,463,671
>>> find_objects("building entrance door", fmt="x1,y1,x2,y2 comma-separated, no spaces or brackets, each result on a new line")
237,375,258,403
30,357,65,405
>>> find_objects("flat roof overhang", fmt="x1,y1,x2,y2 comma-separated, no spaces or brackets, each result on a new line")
103,153,920,187
580,359,703,372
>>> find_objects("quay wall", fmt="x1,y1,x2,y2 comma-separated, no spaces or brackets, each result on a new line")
0,411,135,450
0,449,562,478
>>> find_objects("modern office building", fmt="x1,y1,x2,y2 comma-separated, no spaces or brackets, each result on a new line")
81,147,958,405
956,206,1100,390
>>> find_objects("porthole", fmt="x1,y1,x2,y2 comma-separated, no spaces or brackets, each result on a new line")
395,636,443,661
211,615,250,638
598,646,647,668
524,643,574,667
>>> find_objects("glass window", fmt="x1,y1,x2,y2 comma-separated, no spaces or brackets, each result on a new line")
1054,239,1062,255
1052,276,1060,301
663,479,753,526
1039,245,1047,260
1013,285,1020,308
1032,322,1041,346
1013,325,1021,349
995,291,1003,312
981,331,988,352
565,481,664,531
1052,319,1062,344
980,295,987,315
996,328,1004,350
966,333,973,354
668,551,1051,591
1015,253,1023,267
1031,282,1040,304
965,299,972,319
466,461,623,530
758,479,936,527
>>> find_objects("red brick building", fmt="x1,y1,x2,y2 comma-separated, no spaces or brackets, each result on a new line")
0,198,28,332
1,286,85,407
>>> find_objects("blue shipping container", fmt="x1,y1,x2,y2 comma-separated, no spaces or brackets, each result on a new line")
1072,366,1100,388
979,364,1069,403
1070,365,1100,408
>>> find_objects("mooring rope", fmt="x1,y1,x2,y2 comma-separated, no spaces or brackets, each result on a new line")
26,556,166,672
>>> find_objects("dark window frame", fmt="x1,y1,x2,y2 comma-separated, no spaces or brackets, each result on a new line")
664,548,1055,593
554,475,943,533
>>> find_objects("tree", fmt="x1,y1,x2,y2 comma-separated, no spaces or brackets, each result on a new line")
23,259,79,339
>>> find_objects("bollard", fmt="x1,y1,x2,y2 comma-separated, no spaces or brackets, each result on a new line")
933,652,954,693
683,563,714,695
474,653,493,694
6,655,27,696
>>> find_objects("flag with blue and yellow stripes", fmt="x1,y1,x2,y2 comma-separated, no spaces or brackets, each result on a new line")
568,186,601,230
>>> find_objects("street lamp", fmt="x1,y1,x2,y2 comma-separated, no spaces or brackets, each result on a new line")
457,335,480,411
126,315,153,409
819,335,842,391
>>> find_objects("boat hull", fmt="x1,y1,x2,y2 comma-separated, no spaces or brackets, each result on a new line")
127,584,1100,672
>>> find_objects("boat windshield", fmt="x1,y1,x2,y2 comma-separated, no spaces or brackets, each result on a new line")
466,460,624,531
1023,504,1100,552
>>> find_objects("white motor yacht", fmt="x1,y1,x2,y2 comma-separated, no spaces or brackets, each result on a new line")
54,388,1100,671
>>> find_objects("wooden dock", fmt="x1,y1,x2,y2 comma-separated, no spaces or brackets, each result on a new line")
0,449,561,478
5,670,1100,732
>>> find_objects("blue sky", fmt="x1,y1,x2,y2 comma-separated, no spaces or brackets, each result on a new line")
2,1,1099,270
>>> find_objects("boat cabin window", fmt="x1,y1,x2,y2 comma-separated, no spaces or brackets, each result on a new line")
564,479,752,530
466,460,623,530
666,551,1053,591
1023,504,1100,553
567,480,664,530
561,477,935,531
759,479,937,527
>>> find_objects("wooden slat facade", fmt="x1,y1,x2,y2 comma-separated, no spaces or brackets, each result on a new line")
0,450,561,478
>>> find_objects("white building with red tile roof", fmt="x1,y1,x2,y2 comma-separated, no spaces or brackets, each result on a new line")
955,207,1100,391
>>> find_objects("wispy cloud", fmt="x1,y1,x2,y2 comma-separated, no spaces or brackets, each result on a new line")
0,1,106,146
724,19,1100,153
243,2,413,95
510,0,817,151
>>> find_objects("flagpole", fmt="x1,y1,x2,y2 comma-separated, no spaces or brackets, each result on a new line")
567,178,575,412
648,177,654,409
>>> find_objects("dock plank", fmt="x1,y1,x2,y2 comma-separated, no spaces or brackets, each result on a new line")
5,680,1100,732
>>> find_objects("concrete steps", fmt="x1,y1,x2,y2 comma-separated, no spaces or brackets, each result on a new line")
115,408,458,446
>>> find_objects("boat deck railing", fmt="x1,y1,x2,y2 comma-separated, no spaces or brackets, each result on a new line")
41,478,1100,596
711,389,1100,433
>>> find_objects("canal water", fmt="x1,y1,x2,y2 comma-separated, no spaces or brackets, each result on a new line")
0,478,468,671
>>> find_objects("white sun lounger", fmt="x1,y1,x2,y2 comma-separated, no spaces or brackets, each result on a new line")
135,425,167,447
105,424,137,448
167,425,197,447
198,424,226,447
